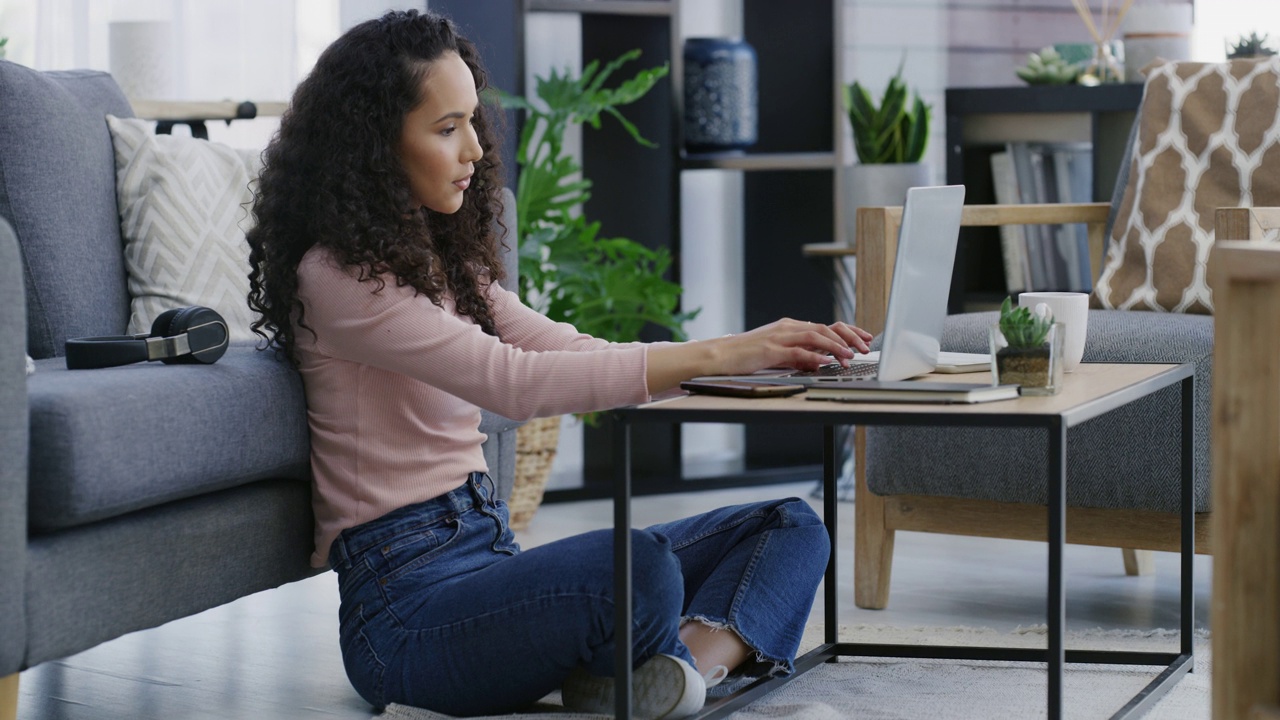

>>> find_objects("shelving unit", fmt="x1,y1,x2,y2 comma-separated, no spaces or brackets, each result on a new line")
944,83,1144,312
438,0,843,497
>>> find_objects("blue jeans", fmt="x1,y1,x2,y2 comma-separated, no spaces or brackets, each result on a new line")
329,473,829,716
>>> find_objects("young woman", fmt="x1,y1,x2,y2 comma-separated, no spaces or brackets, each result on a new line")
247,9,872,719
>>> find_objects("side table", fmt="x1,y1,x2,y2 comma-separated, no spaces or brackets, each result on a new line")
609,363,1196,719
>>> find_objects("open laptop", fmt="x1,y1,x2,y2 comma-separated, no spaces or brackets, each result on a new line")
699,184,971,385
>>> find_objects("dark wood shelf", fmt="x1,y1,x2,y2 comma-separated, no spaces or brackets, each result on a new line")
946,82,1145,115
527,0,674,16
945,83,1144,313
680,151,836,171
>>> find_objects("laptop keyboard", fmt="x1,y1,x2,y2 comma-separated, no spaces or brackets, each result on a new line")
793,361,878,378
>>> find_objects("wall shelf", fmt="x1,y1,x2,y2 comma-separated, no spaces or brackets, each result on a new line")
680,151,837,171
527,0,675,16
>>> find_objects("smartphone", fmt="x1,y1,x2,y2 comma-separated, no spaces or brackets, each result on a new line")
680,380,805,398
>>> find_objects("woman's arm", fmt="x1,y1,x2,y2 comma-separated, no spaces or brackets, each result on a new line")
644,319,873,393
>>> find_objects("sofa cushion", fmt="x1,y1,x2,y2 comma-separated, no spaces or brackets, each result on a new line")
866,310,1214,513
1093,56,1280,313
27,344,311,532
0,63,133,358
107,115,262,342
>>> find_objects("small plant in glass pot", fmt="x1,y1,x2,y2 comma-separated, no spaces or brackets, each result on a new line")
990,297,1064,395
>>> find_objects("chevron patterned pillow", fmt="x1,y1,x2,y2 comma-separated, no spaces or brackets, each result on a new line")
1092,57,1280,313
106,114,261,342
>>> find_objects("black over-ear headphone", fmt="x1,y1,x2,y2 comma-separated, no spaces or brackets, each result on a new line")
64,306,230,370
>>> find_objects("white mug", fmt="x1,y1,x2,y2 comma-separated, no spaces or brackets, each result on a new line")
1019,292,1089,373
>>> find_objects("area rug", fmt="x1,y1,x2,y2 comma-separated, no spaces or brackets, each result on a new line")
381,624,1210,719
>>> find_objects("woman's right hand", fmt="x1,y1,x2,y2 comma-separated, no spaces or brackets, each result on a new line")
645,318,874,393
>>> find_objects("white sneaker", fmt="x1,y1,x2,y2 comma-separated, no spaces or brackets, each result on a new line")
702,665,730,688
562,653,706,719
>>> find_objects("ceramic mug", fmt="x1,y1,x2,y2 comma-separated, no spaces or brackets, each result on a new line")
1019,291,1089,372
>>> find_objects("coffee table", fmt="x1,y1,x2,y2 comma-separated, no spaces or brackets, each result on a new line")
607,363,1196,719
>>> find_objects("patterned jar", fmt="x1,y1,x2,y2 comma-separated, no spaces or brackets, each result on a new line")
682,37,757,153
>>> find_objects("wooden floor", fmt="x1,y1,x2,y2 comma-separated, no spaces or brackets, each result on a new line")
14,481,1212,720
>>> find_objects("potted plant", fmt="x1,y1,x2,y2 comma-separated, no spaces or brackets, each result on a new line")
493,50,698,528
841,61,932,242
1227,31,1278,59
990,297,1064,395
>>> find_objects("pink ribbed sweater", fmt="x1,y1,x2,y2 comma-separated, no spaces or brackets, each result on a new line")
296,247,652,567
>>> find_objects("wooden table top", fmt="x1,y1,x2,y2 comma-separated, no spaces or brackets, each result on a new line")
620,363,1192,427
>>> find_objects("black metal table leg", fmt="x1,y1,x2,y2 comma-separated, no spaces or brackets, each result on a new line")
1180,375,1195,656
614,419,632,718
823,425,838,644
1047,418,1066,720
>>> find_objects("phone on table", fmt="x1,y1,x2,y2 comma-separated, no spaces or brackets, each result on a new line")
679,380,804,398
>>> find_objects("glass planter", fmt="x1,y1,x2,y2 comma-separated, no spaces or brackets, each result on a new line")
989,322,1065,396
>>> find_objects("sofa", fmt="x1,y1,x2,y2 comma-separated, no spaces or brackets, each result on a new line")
0,61,520,714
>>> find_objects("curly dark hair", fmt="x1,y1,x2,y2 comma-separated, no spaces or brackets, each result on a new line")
247,9,506,364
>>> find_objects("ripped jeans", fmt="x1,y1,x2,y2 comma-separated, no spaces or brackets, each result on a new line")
328,472,830,716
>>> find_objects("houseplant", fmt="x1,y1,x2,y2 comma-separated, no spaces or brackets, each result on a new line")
1227,31,1278,59
989,297,1064,395
493,50,698,528
841,61,932,242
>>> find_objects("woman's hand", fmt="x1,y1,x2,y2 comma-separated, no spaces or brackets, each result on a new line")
646,319,874,393
712,319,874,376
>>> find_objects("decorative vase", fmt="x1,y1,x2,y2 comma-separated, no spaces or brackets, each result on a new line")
682,37,757,153
1121,5,1192,82
989,322,1065,396
1079,42,1125,85
108,21,175,100
842,163,931,244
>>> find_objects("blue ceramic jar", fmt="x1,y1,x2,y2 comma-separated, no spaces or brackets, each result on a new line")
682,37,758,153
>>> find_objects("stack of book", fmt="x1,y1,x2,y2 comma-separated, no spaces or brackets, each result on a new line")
805,381,1020,404
991,142,1094,294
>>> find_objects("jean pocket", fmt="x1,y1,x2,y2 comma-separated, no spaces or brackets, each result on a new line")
375,515,464,584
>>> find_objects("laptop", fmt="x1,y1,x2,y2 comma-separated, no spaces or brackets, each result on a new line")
699,184,970,385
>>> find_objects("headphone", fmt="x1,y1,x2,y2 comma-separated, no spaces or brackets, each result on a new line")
64,306,230,370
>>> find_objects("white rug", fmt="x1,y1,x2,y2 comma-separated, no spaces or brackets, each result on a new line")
382,624,1210,719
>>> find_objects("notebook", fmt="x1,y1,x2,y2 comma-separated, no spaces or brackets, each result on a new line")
698,184,972,386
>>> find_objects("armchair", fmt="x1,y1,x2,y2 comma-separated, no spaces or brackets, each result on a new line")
852,56,1280,610
1208,230,1280,720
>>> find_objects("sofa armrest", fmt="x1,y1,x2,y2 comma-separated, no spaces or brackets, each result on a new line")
0,216,29,674
1208,238,1280,719
854,202,1111,335
1216,207,1280,242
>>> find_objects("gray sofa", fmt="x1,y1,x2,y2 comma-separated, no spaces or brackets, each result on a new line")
0,61,520,706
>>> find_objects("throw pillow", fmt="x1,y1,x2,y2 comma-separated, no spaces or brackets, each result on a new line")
106,114,261,341
1093,57,1280,313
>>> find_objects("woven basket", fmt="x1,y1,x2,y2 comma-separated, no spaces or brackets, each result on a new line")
508,415,562,530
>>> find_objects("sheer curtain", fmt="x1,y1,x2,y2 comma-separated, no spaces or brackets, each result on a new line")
2,0,349,148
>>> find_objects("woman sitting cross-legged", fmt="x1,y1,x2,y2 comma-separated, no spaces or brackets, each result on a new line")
246,9,872,719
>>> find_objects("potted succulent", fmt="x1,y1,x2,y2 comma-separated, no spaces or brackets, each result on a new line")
990,297,1064,395
492,51,698,528
1227,31,1278,59
841,61,932,242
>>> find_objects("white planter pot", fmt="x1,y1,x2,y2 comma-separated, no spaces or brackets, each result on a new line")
842,163,932,245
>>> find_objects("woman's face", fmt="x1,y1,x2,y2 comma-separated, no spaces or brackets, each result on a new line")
399,51,483,214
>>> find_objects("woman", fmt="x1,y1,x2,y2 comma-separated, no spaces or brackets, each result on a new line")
247,9,872,719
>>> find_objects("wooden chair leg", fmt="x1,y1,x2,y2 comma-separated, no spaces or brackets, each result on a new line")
1122,548,1155,576
1,672,17,720
854,427,895,609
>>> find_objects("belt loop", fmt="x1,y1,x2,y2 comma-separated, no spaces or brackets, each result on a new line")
481,472,497,507
332,534,351,570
